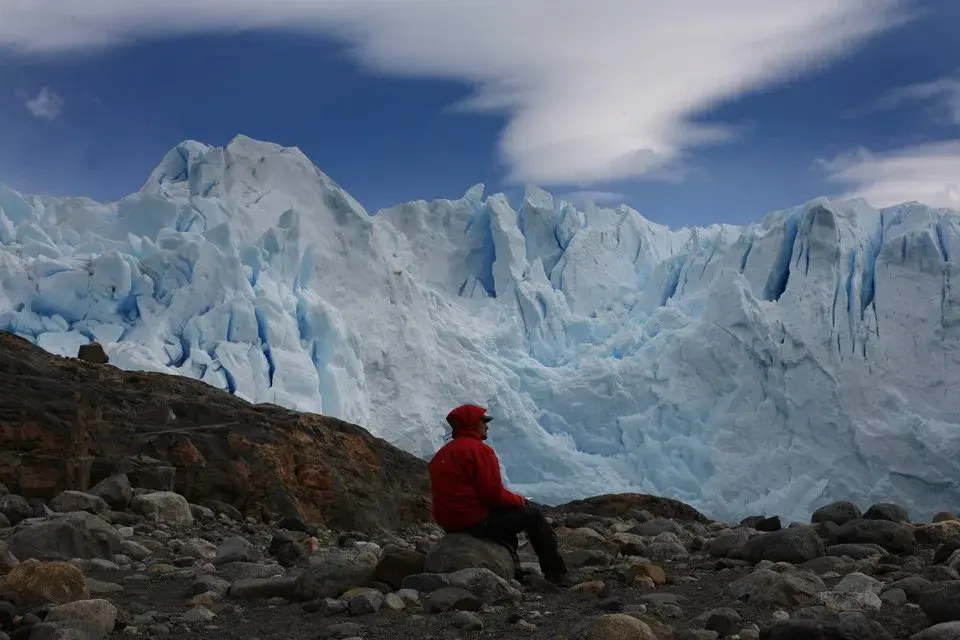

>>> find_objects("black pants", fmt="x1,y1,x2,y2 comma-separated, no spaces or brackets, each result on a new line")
458,503,568,578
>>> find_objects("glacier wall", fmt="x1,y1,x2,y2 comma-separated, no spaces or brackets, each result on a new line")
2,134,960,523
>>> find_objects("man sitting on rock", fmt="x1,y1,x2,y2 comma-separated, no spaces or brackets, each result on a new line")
428,403,575,586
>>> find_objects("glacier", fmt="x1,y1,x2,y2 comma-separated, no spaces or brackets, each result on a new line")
2,134,960,523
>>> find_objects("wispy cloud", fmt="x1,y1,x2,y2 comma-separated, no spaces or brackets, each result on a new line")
560,191,628,207
818,142,960,209
17,86,65,120
0,1,908,185
859,73,960,125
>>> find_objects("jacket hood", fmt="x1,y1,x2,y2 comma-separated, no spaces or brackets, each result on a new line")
446,403,491,437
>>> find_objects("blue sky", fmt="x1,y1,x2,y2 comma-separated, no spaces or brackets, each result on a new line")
2,0,960,228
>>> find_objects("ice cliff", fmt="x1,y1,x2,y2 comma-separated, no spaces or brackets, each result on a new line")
2,134,959,522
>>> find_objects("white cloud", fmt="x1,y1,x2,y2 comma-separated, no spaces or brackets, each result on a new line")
0,1,908,184
18,86,64,120
560,190,628,207
819,142,960,209
865,73,960,124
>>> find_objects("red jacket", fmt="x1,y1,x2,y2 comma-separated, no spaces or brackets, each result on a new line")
429,429,526,531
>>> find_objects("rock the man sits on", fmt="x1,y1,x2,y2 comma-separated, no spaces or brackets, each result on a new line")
428,403,573,585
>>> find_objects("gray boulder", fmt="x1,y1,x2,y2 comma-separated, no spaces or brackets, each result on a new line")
423,533,514,580
739,526,824,564
811,501,862,526
87,474,133,510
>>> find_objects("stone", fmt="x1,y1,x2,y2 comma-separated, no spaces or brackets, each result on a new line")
77,342,108,364
864,502,910,523
6,512,121,562
728,569,824,607
934,513,959,523
130,492,193,525
227,575,312,601
831,519,916,554
372,545,425,590
0,543,18,576
268,533,305,567
213,536,259,565
49,491,108,515
834,571,883,594
1,559,88,605
0,495,31,526
916,522,960,545
182,606,216,623
400,573,450,593
611,533,646,556
626,564,666,586
739,526,824,564
741,515,782,532
424,587,482,613
576,613,657,640
763,618,893,640
346,588,383,616
630,518,684,537
451,610,484,630
824,543,886,559
445,568,522,605
382,593,405,611
917,581,960,625
45,599,118,637
799,555,849,575
704,609,741,637
811,501,863,526
814,590,883,613
571,580,607,597
708,529,751,558
881,588,908,607
87,475,133,510
423,534,514,580
200,501,243,521
189,575,231,596
307,547,379,598
912,622,960,639
645,533,689,560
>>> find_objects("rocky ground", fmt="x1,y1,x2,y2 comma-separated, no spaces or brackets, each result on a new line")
3,334,960,639
1,482,959,640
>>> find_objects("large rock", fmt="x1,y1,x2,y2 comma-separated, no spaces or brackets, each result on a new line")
0,332,429,533
0,494,31,525
373,545,425,590
213,536,259,565
87,474,132,510
830,519,916,554
130,492,193,525
864,502,910,523
1,559,88,605
739,526,824,564
307,546,379,598
445,568,522,605
729,569,825,607
45,598,118,636
576,613,658,640
423,534,515,580
913,622,960,640
49,491,108,515
917,581,960,624
6,512,122,561
762,617,894,640
811,501,862,526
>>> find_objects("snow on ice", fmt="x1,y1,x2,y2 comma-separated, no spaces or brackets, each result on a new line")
2,134,959,522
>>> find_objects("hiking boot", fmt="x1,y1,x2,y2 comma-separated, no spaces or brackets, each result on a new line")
544,572,580,588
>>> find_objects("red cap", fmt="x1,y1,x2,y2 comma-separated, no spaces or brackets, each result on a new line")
446,404,493,431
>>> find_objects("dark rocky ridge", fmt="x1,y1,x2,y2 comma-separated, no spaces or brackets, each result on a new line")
0,331,430,533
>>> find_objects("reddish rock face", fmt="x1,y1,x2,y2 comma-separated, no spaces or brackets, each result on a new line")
0,332,430,533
